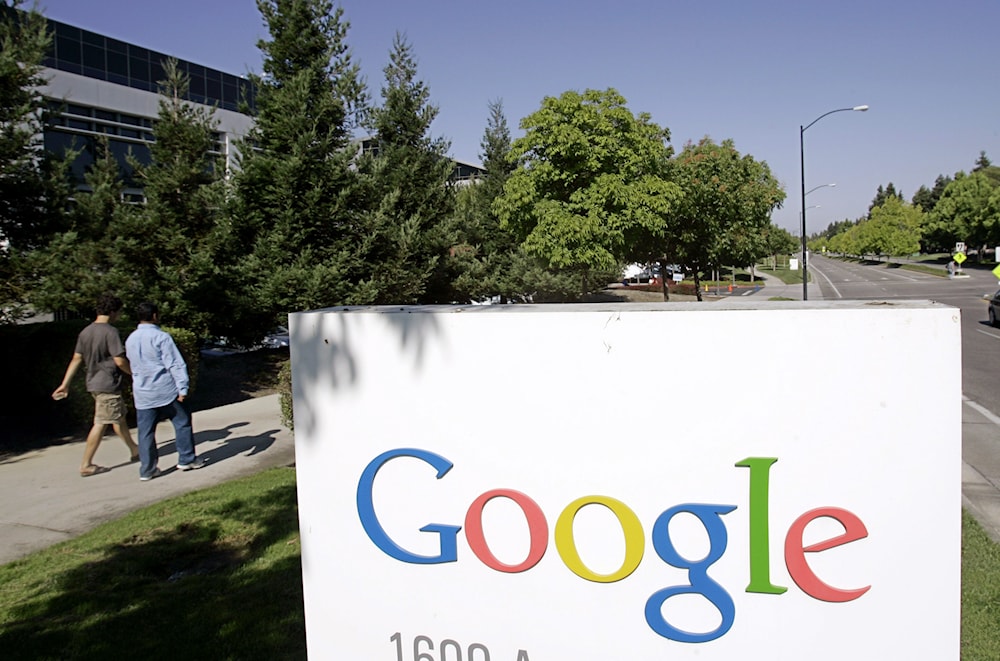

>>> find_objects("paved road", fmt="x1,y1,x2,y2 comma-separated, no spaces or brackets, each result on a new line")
805,255,1000,541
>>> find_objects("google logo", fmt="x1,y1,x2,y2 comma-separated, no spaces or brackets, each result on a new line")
357,448,870,644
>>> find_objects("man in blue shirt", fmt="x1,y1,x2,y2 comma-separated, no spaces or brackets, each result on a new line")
125,301,205,481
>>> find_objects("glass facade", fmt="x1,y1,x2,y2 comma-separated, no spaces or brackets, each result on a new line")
45,101,223,187
43,18,255,113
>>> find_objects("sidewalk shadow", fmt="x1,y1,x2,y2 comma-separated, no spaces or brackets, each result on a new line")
150,422,280,467
197,429,280,465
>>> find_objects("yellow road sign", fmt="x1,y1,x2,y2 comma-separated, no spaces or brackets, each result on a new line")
993,263,1000,279
954,252,967,264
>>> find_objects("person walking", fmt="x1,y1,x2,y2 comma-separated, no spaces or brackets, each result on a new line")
53,293,141,477
125,301,205,481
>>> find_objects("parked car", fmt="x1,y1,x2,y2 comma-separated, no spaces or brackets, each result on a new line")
989,291,1000,327
263,326,290,349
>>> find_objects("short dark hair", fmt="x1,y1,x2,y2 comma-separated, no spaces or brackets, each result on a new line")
136,301,159,322
96,293,123,316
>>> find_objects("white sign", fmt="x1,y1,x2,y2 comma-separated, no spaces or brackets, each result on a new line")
789,258,799,270
291,302,961,660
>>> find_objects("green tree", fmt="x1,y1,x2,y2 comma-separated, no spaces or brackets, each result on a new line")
868,182,904,217
928,171,1000,258
912,174,952,213
448,99,523,302
356,33,457,304
228,0,367,341
494,88,679,296
113,59,227,335
972,150,992,173
0,1,71,321
670,138,785,300
26,139,127,316
914,175,954,252
762,224,798,268
858,197,923,259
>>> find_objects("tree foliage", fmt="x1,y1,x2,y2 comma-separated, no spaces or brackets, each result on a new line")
26,139,127,316
494,88,679,293
446,99,526,302
117,59,227,334
356,33,457,304
868,182,904,218
28,60,228,332
0,1,72,321
669,138,784,299
926,170,1000,254
228,0,367,340
859,197,923,257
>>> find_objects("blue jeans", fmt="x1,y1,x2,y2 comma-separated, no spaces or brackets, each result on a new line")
136,399,197,477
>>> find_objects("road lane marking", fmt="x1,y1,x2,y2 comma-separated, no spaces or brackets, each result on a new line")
964,396,1000,427
976,328,1000,340
810,264,842,298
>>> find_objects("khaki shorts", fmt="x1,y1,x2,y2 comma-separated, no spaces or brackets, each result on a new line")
92,392,127,425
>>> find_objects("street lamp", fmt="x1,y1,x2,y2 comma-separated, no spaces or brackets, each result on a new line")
806,183,836,196
800,106,868,300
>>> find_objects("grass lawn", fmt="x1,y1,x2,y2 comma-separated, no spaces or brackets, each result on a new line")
0,468,305,660
756,264,806,285
1,469,998,659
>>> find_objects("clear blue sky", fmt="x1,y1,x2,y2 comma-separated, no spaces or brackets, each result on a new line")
38,0,1000,235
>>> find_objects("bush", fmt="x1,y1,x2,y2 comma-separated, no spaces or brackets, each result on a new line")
1,319,94,444
621,281,699,296
278,359,293,430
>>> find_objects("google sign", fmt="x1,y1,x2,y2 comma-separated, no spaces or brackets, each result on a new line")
358,448,869,644
291,303,961,659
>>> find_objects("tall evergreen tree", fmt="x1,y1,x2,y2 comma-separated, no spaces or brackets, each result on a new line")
229,0,367,339
0,1,71,321
26,139,127,316
113,59,227,335
357,33,456,304
449,99,522,302
868,182,904,217
972,150,992,173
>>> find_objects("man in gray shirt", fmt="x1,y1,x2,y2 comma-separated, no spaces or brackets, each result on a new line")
53,293,140,477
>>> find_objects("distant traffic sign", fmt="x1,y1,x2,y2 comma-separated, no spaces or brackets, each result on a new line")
954,252,967,264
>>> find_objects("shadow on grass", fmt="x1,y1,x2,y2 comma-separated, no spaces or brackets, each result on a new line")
0,480,305,660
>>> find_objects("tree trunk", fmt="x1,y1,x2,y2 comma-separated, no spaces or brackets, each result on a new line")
694,270,703,302
658,259,670,302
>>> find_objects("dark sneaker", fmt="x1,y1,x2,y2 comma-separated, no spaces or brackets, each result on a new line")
139,467,162,482
177,459,206,471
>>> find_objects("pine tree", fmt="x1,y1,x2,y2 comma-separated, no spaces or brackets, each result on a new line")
27,138,129,316
448,99,524,302
229,0,368,337
357,33,456,304
113,59,227,335
0,1,72,321
869,182,904,217
973,150,992,172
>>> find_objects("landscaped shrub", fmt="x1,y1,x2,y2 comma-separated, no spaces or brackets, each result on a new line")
278,359,293,430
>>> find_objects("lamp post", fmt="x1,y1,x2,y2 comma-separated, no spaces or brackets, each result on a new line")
806,183,836,197
800,106,868,300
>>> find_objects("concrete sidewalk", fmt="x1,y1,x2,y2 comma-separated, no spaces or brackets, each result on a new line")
749,267,820,300
0,394,294,565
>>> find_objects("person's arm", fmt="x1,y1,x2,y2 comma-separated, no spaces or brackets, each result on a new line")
113,354,132,375
52,353,83,399
161,335,190,401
